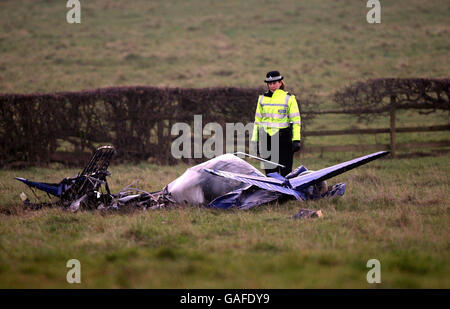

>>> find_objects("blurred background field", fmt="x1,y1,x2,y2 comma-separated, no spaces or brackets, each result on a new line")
0,0,449,288
1,0,448,93
0,0,448,150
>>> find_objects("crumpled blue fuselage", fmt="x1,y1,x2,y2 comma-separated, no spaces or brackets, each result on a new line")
165,154,345,209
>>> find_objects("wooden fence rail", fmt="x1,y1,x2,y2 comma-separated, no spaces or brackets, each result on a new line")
305,125,450,136
303,141,450,155
301,108,449,157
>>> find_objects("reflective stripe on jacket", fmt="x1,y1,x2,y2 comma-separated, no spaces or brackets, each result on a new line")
251,89,301,142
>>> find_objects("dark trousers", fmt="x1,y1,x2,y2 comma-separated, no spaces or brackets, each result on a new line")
259,127,293,177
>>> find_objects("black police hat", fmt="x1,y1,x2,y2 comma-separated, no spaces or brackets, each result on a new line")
264,70,284,83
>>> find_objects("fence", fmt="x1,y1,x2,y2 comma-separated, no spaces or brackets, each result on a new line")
301,109,450,157
301,78,450,157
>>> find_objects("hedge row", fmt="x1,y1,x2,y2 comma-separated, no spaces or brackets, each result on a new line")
334,78,450,120
5,78,443,167
0,86,274,166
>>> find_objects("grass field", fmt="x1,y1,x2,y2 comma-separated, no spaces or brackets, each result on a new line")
0,0,448,94
0,0,449,288
0,153,449,288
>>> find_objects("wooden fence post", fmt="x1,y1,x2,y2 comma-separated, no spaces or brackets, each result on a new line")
390,96,397,157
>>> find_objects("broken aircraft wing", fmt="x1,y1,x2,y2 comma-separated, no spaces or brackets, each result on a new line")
203,151,389,202
289,151,389,189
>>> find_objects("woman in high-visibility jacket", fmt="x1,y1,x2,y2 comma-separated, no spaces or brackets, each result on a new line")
251,71,301,176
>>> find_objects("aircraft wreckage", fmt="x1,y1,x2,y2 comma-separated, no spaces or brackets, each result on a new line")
15,146,389,215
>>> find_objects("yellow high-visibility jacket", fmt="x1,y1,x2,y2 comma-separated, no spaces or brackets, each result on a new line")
251,89,301,142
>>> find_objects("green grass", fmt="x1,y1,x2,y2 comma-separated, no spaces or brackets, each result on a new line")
0,153,449,288
0,0,448,94
0,0,449,288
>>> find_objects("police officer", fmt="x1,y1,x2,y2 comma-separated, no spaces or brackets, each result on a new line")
251,71,301,176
